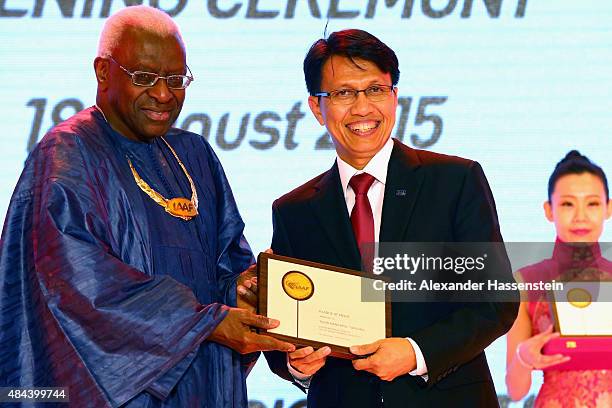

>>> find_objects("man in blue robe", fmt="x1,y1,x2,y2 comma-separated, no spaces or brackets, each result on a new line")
0,6,293,407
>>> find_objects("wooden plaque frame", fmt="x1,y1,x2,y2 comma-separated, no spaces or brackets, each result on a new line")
257,252,392,359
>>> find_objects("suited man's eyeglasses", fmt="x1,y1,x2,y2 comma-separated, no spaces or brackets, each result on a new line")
315,85,396,105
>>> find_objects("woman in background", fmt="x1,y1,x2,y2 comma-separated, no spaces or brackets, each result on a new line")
506,150,612,407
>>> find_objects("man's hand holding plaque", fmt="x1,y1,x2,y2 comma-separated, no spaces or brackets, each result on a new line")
209,307,296,354
213,251,295,355
351,338,417,381
288,345,332,376
237,263,258,313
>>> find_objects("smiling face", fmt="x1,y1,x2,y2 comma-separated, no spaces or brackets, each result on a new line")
308,56,398,169
544,173,612,243
95,28,186,142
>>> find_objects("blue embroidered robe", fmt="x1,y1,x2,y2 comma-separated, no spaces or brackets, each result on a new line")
0,107,254,407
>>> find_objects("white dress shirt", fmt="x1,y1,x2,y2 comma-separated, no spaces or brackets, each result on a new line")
288,137,428,384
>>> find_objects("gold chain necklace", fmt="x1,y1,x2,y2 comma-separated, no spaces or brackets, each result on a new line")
94,106,198,221
128,137,199,221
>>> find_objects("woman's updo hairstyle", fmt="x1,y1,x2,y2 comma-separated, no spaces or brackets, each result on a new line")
548,150,609,202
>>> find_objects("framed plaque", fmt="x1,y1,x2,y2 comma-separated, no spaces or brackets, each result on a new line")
550,281,612,336
543,281,612,370
257,252,392,359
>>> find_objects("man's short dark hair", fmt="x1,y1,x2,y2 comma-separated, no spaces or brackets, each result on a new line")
303,29,400,96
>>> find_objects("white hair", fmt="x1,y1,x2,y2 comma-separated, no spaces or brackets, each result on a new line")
97,5,184,57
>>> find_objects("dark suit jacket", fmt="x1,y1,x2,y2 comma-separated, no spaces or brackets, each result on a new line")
265,139,518,407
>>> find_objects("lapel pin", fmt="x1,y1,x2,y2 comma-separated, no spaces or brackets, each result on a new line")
395,189,407,197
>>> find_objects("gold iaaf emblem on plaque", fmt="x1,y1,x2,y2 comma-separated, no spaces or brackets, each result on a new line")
567,288,592,308
282,271,314,301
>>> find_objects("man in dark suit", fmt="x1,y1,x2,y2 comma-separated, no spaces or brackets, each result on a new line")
265,29,518,407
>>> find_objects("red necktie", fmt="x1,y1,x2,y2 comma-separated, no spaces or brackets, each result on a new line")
349,173,376,270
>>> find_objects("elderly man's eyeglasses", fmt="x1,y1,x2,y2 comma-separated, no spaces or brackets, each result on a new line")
107,56,194,90
315,85,396,105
